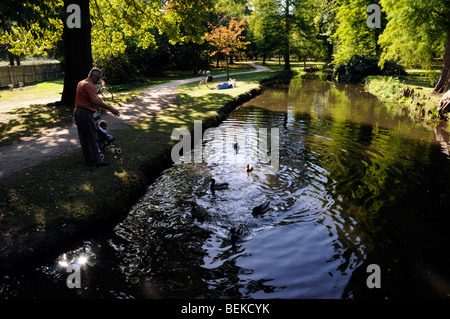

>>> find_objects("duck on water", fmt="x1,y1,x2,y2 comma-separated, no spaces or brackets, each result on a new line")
210,178,229,193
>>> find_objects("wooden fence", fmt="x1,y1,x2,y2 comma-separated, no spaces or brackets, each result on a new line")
0,62,63,88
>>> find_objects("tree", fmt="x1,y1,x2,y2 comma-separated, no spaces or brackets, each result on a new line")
315,0,338,63
65,0,167,105
248,0,285,64
205,18,249,80
378,0,450,93
0,0,62,58
1,0,214,106
61,0,92,105
332,0,384,66
248,0,318,71
159,0,214,74
0,0,85,104
290,0,325,65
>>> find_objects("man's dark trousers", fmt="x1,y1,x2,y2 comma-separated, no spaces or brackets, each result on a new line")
74,107,101,165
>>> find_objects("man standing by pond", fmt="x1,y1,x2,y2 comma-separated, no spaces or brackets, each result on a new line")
74,68,121,167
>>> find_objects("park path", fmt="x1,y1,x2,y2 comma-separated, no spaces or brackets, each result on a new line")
0,63,270,179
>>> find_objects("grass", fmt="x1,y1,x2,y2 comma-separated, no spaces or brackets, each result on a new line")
0,58,60,67
0,78,70,146
364,73,444,124
0,62,280,268
0,77,64,108
361,60,445,125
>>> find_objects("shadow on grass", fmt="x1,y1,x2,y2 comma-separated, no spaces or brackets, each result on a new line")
398,75,436,88
0,102,74,146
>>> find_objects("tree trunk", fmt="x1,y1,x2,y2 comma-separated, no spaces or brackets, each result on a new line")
192,45,198,75
373,28,380,57
284,49,290,71
434,29,450,94
8,52,20,66
60,0,93,106
283,0,291,72
226,54,229,81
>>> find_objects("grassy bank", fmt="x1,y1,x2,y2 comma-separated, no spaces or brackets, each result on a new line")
364,67,445,126
260,59,444,127
0,65,279,272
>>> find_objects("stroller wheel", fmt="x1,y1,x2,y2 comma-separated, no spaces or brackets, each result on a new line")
100,153,105,160
115,148,122,154
104,146,110,152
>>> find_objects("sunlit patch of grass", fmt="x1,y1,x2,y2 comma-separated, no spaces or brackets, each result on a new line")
0,102,74,146
0,78,64,110
80,182,94,193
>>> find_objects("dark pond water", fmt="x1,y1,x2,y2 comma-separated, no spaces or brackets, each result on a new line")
2,79,450,299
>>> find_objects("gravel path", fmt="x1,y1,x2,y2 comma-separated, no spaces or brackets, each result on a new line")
0,63,270,179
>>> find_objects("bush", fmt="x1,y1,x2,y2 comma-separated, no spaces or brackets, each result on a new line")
95,43,171,85
95,54,134,84
333,55,407,84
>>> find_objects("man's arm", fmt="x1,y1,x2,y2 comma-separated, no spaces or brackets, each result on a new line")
93,98,120,117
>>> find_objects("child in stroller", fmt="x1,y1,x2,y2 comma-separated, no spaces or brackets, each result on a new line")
96,120,122,158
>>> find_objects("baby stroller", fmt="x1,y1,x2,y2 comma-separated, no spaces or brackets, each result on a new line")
96,120,122,160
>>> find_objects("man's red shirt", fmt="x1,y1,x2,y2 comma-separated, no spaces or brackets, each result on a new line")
75,78,99,112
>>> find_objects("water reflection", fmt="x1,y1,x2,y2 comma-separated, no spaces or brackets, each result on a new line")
109,81,398,298
434,121,450,158
2,79,450,299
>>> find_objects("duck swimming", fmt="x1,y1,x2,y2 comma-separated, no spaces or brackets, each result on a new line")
230,223,248,242
190,202,209,223
252,201,270,217
210,178,229,192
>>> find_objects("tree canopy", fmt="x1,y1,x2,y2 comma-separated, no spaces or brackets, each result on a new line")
378,0,448,68
0,0,62,57
332,0,384,66
205,17,249,79
378,0,450,92
1,0,450,101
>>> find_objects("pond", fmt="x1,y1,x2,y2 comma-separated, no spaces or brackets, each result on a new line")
2,78,450,299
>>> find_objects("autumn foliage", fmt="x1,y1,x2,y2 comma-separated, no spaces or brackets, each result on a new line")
204,18,250,58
